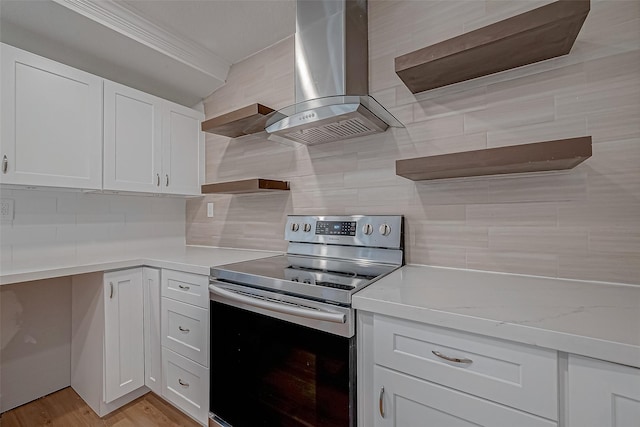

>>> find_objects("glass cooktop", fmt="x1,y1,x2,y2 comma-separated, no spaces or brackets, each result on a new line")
211,254,399,305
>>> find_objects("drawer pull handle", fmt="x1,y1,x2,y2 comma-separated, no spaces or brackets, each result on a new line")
109,282,114,299
165,174,169,187
156,173,160,187
379,386,385,418
432,350,473,365
2,155,8,174
178,284,190,290
178,379,189,388
178,326,190,333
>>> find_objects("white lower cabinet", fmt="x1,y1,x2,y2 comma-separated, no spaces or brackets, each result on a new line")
103,268,145,403
71,268,152,417
374,366,556,427
71,267,209,423
162,348,209,424
162,269,209,308
162,298,209,366
144,267,162,395
360,313,558,427
568,354,640,427
374,315,558,419
160,268,209,425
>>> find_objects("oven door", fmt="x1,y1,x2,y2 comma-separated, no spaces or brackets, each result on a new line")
209,281,356,427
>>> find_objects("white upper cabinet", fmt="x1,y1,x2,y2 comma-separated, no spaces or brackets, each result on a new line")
2,43,204,195
103,81,163,193
162,101,204,196
0,43,103,189
104,80,204,196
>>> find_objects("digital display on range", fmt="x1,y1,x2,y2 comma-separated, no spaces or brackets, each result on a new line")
315,221,357,236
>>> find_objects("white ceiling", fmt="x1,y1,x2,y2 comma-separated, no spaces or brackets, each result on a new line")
0,0,295,107
118,0,295,64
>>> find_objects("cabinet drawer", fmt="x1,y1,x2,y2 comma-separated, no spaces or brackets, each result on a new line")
162,269,209,307
162,297,208,366
162,348,208,425
374,365,556,427
374,315,558,419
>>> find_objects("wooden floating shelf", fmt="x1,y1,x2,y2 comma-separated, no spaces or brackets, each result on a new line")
396,136,592,181
201,179,290,194
395,0,590,94
201,103,275,138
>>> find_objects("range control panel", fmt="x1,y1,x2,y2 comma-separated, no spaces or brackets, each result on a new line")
315,221,357,236
285,215,403,249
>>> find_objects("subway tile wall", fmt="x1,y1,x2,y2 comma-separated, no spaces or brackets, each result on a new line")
187,0,640,285
0,189,186,271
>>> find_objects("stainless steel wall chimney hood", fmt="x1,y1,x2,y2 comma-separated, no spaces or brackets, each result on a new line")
265,0,402,145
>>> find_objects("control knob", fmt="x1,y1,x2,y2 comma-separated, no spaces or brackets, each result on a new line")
290,223,300,232
362,224,373,235
379,224,391,236
303,223,312,232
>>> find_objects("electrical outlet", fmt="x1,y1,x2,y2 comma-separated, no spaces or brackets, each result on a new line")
207,202,214,218
1,198,14,222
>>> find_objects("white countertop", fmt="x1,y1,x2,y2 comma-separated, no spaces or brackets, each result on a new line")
353,265,640,368
5,249,638,368
0,245,279,285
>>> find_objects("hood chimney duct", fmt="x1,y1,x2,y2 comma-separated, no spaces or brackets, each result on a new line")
265,0,403,145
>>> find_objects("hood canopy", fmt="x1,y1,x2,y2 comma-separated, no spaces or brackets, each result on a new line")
265,95,402,145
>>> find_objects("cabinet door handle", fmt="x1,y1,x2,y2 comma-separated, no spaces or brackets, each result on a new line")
178,326,190,333
156,173,160,187
379,386,385,418
178,284,190,290
178,379,189,388
165,174,169,187
2,155,7,174
109,282,114,299
432,350,473,365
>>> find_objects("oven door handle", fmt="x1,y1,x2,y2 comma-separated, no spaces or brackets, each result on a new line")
209,284,346,324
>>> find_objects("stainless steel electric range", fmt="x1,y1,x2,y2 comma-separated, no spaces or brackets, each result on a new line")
208,215,403,427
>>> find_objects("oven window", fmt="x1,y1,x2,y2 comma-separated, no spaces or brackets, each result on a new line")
210,301,354,427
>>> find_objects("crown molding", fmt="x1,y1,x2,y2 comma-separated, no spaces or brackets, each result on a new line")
52,0,230,83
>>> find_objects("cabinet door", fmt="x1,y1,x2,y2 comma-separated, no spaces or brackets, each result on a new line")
374,365,556,427
161,101,204,196
104,81,162,193
568,355,640,427
143,267,162,394
104,268,145,403
0,43,102,189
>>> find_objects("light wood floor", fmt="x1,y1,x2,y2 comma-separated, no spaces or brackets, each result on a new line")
0,387,201,427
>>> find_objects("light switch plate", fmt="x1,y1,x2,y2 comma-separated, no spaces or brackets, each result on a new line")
1,198,14,222
207,202,214,218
